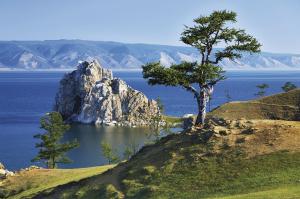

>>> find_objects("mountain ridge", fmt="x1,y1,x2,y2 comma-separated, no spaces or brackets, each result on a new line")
0,40,300,70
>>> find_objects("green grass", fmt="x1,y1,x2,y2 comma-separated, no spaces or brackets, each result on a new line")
2,91,300,199
212,185,300,199
121,148,300,198
33,126,300,199
162,115,183,125
0,165,114,199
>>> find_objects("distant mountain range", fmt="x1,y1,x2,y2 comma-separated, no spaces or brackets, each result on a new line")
0,40,300,70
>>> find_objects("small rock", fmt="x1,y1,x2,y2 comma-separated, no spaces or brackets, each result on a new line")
214,133,221,138
183,114,194,118
0,168,15,179
28,165,41,170
183,117,196,130
235,137,245,144
5,171,14,177
0,169,5,176
241,128,255,135
0,162,4,170
219,130,229,136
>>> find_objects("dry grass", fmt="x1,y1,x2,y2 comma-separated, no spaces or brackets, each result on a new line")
210,89,300,120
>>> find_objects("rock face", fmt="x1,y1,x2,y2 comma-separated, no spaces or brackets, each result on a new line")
54,60,159,126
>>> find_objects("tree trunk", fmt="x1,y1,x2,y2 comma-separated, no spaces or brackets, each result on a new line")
195,86,213,125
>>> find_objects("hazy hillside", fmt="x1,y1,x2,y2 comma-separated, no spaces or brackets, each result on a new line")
0,40,300,70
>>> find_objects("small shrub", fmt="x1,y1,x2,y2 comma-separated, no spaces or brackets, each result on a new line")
104,184,123,199
142,166,156,175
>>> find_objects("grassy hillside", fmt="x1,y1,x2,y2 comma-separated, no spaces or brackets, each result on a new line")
210,89,300,120
31,119,300,199
3,90,300,199
0,165,114,199
213,185,300,199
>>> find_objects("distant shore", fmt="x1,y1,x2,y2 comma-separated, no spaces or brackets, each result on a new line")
0,68,143,72
1,67,300,72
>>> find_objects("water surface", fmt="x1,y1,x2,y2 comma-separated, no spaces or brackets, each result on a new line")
0,70,300,170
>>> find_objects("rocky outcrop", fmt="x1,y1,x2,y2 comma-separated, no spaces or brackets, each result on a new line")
0,162,14,179
54,60,159,126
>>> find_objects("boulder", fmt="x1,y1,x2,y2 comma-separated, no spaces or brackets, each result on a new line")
0,162,14,180
182,114,196,129
54,60,159,126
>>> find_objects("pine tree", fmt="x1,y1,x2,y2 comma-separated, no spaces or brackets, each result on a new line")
255,83,269,97
143,10,261,125
100,141,120,164
151,97,164,138
123,139,139,160
32,112,79,169
282,82,297,92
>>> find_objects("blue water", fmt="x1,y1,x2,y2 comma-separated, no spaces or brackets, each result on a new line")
0,70,300,170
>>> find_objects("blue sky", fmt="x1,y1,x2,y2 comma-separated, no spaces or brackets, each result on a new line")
1,0,300,54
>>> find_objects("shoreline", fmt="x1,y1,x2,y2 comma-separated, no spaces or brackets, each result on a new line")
1,67,300,72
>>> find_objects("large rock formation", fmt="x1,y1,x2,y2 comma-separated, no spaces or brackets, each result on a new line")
54,60,159,126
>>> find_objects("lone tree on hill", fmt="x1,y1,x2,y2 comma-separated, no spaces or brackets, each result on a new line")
32,112,79,169
255,83,269,97
282,82,297,92
143,10,261,125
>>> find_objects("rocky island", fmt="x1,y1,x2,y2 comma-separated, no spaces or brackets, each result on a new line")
54,60,159,126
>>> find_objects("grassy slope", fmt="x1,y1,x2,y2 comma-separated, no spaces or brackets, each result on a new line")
212,185,300,199
210,89,300,120
4,90,300,199
0,165,114,199
32,119,300,199
162,115,183,124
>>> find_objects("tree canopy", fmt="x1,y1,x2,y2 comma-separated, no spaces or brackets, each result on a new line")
181,10,261,65
282,82,297,92
143,10,261,125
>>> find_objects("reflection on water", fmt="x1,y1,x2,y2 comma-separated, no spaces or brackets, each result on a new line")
61,124,155,168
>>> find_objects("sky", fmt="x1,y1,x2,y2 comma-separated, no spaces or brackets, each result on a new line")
1,0,300,54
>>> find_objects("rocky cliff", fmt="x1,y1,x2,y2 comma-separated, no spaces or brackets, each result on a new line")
54,60,159,126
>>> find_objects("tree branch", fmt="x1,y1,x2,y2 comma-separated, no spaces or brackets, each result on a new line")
183,85,199,98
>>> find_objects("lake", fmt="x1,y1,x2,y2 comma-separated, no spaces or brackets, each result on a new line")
0,70,300,170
